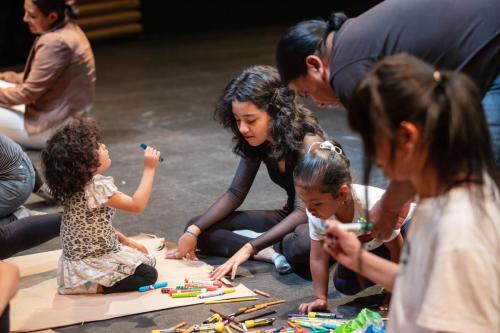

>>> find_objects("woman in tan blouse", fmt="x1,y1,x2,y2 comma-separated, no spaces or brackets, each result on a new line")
0,0,95,149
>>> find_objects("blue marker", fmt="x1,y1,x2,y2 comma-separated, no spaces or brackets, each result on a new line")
140,143,165,162
138,281,168,292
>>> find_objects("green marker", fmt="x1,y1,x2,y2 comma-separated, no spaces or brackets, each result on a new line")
171,291,204,298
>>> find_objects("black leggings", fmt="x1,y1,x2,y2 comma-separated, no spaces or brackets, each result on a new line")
0,305,8,333
0,213,61,260
333,244,391,295
188,209,311,269
102,263,158,294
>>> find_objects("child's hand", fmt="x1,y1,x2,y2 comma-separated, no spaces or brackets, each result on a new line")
143,146,161,169
122,238,149,254
323,220,364,273
298,298,328,314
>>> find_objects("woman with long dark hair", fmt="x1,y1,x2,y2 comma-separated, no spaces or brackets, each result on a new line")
167,65,326,278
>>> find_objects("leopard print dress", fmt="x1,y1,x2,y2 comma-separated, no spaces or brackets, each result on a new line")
57,174,155,294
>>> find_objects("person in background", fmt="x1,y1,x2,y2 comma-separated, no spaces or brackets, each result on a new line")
0,0,95,149
0,261,20,333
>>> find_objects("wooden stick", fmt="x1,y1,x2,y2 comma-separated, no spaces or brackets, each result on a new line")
204,297,258,305
243,300,285,314
253,289,271,298
168,322,187,330
209,309,241,325
229,323,245,333
261,300,285,307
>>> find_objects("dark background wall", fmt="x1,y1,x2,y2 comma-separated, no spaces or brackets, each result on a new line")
0,0,383,67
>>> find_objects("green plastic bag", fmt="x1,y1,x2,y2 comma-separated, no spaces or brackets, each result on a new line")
333,309,383,333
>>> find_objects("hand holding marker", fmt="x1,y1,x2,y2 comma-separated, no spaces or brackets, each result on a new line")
140,143,165,162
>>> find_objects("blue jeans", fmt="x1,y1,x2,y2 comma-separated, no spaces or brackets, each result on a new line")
0,153,35,219
482,74,500,165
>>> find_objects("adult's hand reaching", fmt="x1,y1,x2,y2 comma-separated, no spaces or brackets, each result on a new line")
165,227,199,260
209,243,254,280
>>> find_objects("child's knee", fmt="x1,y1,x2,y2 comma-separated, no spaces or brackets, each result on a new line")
333,277,360,296
141,264,158,285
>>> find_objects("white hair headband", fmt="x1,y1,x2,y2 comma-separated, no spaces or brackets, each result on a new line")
308,141,343,155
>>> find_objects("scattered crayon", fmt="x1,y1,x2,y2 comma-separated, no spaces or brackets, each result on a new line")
241,310,277,322
169,322,187,330
243,300,285,314
204,297,257,305
139,281,168,292
220,277,234,287
198,288,236,299
185,325,197,333
229,323,245,333
253,290,271,298
204,313,223,324
151,329,182,333
287,321,302,333
185,283,220,291
263,326,285,333
209,309,241,325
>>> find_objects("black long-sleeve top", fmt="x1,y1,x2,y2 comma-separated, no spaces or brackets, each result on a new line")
193,154,307,252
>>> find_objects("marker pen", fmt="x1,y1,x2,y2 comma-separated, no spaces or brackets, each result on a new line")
308,312,342,319
171,291,204,298
185,278,222,287
338,222,373,235
194,322,225,333
140,143,165,162
198,288,236,299
184,283,219,291
244,318,276,329
138,281,168,292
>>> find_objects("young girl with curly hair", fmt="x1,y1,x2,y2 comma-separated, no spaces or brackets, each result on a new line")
167,65,326,279
42,118,162,294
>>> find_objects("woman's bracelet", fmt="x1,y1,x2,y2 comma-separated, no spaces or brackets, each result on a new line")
185,229,198,239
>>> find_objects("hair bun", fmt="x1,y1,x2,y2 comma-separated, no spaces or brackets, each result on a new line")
65,0,79,18
326,12,347,33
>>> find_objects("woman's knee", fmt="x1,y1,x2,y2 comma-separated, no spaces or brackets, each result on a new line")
281,224,310,265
